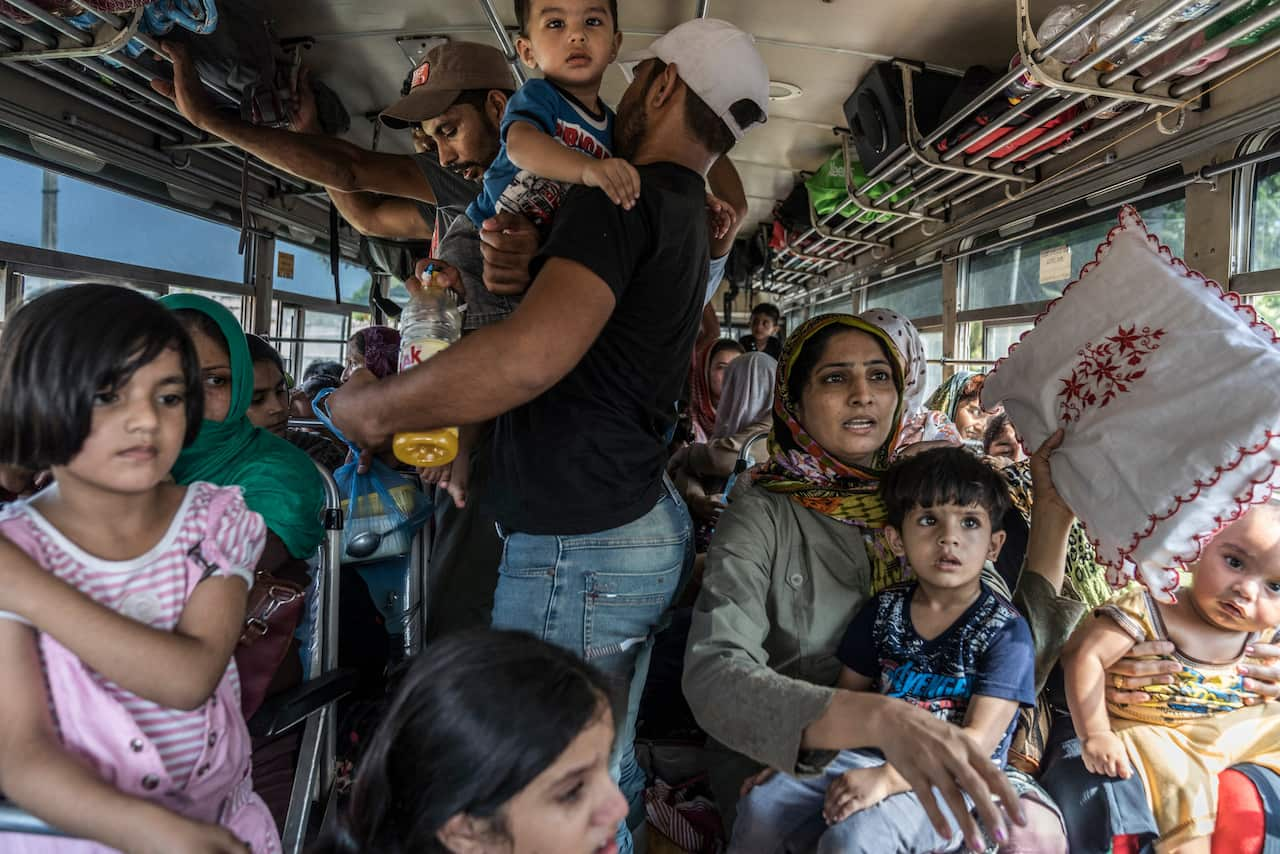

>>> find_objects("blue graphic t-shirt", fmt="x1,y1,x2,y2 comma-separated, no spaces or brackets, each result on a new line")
837,582,1036,765
468,78,614,228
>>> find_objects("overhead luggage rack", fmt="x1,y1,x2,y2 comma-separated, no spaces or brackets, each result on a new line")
0,0,333,225
768,0,1280,296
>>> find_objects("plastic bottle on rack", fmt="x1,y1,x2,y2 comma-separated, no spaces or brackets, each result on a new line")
392,267,462,468
1005,2,1095,102
1095,0,1223,70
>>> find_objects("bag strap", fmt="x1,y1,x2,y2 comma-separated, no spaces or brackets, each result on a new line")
310,387,354,451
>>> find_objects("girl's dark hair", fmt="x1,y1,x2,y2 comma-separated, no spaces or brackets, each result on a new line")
246,334,285,374
881,446,1011,531
0,284,203,469
312,629,613,854
788,320,895,405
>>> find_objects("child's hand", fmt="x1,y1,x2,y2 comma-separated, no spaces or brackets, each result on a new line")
705,192,739,241
138,812,249,854
823,766,893,825
739,767,777,797
583,158,641,209
1081,732,1132,779
1030,428,1074,523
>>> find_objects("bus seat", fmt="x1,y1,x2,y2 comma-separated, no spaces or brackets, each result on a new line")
0,461,352,854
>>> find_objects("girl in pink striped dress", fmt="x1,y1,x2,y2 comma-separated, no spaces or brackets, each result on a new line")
0,285,279,854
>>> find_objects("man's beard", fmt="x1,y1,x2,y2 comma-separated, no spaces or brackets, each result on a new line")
446,114,502,182
613,104,647,161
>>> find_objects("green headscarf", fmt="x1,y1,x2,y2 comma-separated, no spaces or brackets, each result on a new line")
161,294,325,559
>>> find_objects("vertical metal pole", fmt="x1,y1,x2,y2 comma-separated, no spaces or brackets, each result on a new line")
40,171,57,251
476,0,528,85
696,0,711,17
252,232,276,336
942,260,958,381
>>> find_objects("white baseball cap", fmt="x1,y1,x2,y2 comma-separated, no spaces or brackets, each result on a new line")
619,18,769,141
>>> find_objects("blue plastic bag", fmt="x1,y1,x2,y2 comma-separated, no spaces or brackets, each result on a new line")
313,389,432,564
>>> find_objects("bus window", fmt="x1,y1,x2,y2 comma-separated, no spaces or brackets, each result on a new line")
864,269,943,320
168,288,247,326
0,154,244,284
1250,141,1280,274
919,328,943,397
965,195,1187,312
274,239,372,304
299,309,350,379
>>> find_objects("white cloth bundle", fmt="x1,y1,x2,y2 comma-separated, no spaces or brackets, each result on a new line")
982,206,1280,601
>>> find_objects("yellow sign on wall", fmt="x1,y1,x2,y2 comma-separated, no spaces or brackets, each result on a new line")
277,252,295,279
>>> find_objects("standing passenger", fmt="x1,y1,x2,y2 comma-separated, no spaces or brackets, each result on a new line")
740,302,783,359
322,20,770,854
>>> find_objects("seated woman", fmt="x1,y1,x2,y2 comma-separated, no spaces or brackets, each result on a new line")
670,351,776,543
312,629,628,854
245,335,347,471
859,308,961,450
688,339,746,443
926,370,999,447
162,294,327,826
342,326,401,382
683,315,1032,848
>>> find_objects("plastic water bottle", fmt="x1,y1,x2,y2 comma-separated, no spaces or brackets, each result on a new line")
1005,3,1095,102
392,267,462,468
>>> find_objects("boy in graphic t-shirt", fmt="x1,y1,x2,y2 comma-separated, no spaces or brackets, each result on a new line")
730,447,1036,854
467,0,637,231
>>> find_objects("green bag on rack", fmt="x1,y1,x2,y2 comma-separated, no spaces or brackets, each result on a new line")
804,148,908,224
1206,0,1280,46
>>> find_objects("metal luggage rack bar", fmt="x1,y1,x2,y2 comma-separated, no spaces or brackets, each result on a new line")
0,0,334,222
767,0,1280,297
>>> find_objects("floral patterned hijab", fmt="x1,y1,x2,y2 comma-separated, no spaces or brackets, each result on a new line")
754,314,908,592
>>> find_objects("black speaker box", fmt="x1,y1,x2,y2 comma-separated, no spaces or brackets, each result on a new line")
843,61,962,175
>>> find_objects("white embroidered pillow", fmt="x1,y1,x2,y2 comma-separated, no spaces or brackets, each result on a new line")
982,205,1280,601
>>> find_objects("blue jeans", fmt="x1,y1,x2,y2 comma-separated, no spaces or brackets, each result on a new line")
491,477,691,854
730,749,966,854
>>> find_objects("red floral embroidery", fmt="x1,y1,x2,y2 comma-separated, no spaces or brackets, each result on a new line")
1057,324,1166,423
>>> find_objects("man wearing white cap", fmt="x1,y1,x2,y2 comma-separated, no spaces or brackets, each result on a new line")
327,18,767,853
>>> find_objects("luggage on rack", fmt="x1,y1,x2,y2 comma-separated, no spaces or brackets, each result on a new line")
936,100,1082,163
842,60,962,175
0,0,139,24
933,64,1084,164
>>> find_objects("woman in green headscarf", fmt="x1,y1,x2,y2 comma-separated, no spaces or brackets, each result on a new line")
161,294,324,560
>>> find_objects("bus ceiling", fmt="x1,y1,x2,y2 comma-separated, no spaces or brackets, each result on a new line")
0,0,1277,295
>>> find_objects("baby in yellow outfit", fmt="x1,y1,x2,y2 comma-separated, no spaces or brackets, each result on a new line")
1063,501,1280,854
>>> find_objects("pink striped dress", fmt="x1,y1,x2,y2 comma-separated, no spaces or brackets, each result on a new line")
0,482,281,853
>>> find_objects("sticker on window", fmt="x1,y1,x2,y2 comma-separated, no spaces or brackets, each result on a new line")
1039,246,1072,285
277,252,295,279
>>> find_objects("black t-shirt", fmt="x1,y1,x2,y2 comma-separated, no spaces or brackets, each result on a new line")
412,152,482,243
739,334,782,359
489,163,709,534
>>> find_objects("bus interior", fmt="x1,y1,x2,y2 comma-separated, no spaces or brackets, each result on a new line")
0,0,1279,851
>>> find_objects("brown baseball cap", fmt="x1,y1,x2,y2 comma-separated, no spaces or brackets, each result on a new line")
379,42,517,129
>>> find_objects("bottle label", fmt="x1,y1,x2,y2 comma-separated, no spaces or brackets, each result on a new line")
399,338,449,373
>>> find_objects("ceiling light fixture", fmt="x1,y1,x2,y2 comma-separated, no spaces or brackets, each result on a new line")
768,81,803,102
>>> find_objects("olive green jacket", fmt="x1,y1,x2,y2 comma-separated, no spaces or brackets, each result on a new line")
684,484,1089,775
